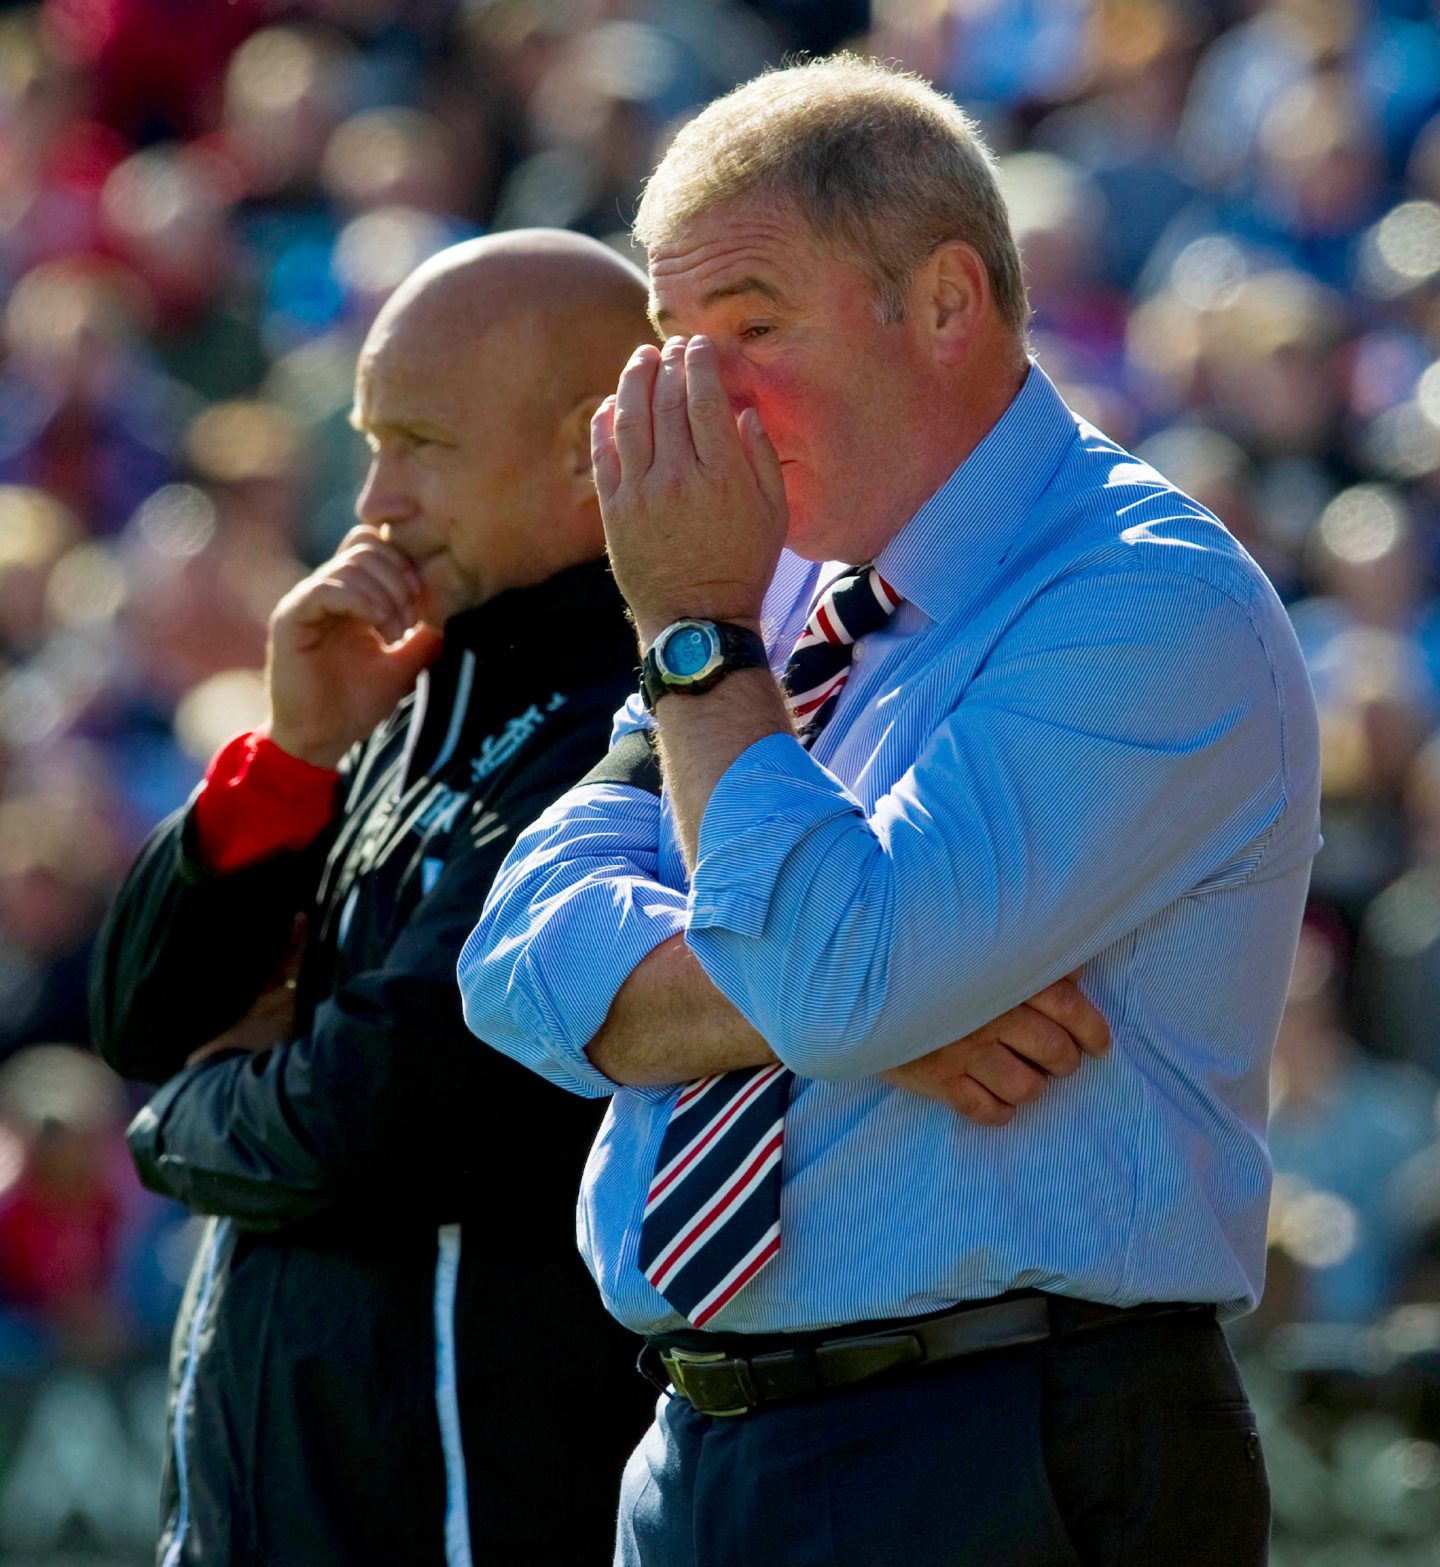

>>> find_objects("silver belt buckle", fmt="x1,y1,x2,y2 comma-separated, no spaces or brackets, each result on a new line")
660,1347,752,1417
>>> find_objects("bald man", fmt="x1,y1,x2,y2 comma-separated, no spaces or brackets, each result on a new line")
91,232,658,1567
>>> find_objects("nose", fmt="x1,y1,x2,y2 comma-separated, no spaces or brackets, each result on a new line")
710,342,756,417
354,449,416,532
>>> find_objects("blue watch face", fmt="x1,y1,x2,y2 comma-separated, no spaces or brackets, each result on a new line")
665,624,715,678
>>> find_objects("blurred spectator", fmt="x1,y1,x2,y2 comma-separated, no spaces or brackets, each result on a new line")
182,400,305,562
40,0,262,145
0,776,126,1059
98,143,267,402
1356,734,1440,1078
115,479,286,712
1291,484,1434,917
1201,270,1351,459
1031,0,1204,293
218,24,364,353
1180,0,1355,195
1265,917,1436,1326
1247,69,1386,287
0,1045,131,1364
0,487,80,662
322,106,476,221
0,258,184,535
5,1,1440,1554
1000,150,1126,385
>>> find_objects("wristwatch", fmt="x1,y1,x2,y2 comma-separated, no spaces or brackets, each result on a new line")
640,619,768,710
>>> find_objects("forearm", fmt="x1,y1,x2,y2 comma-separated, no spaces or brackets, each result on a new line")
459,779,692,1099
683,574,1295,1078
91,808,314,1082
127,1051,334,1230
587,933,776,1084
648,661,792,867
131,1004,606,1229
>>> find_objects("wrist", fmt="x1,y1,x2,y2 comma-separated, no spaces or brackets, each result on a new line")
634,611,763,655
259,722,348,773
640,619,770,712
193,730,339,875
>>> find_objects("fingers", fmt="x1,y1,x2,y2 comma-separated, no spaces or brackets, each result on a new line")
328,564,412,646
885,1047,1021,1125
613,344,660,476
883,976,1111,1130
1022,976,1111,1059
343,539,420,601
289,534,422,645
342,551,421,643
949,1074,1019,1128
291,576,398,639
986,1003,1083,1078
384,621,444,680
684,336,737,468
591,398,620,502
739,407,786,514
651,337,694,465
335,522,388,553
284,555,414,646
963,1038,1049,1108
604,333,762,489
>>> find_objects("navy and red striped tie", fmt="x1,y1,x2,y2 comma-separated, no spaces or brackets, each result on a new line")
638,565,900,1326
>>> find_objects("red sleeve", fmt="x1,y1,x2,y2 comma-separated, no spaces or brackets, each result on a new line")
191,731,340,874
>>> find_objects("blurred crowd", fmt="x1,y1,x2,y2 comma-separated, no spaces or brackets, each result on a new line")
3,0,1440,1553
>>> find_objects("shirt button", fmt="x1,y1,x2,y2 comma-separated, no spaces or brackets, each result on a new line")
853,645,864,662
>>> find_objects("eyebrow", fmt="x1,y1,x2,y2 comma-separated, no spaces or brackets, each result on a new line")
652,276,790,330
348,410,456,443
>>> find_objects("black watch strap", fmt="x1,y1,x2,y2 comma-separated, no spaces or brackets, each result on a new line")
641,620,768,710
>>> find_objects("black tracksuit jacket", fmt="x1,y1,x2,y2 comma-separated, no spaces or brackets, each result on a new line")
90,560,656,1566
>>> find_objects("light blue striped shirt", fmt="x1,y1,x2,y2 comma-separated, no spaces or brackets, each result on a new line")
458,365,1321,1334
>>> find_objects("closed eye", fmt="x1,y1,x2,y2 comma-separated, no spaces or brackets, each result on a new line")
358,424,453,455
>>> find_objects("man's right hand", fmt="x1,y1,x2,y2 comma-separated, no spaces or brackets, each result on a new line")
265,525,444,768
883,974,1110,1126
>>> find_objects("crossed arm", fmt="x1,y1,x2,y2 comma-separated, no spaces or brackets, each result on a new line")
101,772,609,1229
590,932,1108,1124
463,341,1291,1102
459,736,1113,1126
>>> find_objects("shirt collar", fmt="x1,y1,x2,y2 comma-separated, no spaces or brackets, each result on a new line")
873,362,1078,625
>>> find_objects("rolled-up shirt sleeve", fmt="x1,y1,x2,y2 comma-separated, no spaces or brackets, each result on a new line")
459,778,688,1099
686,562,1310,1078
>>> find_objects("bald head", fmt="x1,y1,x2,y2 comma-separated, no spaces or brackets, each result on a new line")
352,230,654,619
362,229,652,419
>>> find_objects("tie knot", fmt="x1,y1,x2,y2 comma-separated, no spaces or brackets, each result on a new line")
782,565,901,742
809,565,901,647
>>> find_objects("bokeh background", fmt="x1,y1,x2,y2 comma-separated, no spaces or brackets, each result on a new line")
0,0,1438,1561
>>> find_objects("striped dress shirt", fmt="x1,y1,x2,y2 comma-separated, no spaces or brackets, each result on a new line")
458,364,1322,1336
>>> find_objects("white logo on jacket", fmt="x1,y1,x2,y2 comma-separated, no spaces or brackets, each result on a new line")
469,692,567,784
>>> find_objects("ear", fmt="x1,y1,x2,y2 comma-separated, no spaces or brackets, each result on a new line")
920,241,990,366
558,393,606,505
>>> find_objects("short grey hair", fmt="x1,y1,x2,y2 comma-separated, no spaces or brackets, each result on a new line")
634,54,1029,333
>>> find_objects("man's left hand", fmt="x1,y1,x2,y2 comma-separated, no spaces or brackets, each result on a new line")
882,974,1111,1125
591,336,788,648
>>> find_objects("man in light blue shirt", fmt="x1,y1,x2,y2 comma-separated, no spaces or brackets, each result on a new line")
460,55,1320,1567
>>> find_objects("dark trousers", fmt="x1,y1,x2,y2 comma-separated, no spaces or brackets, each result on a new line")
615,1309,1269,1566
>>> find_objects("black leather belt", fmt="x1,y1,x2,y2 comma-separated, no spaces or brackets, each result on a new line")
642,1292,1215,1418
